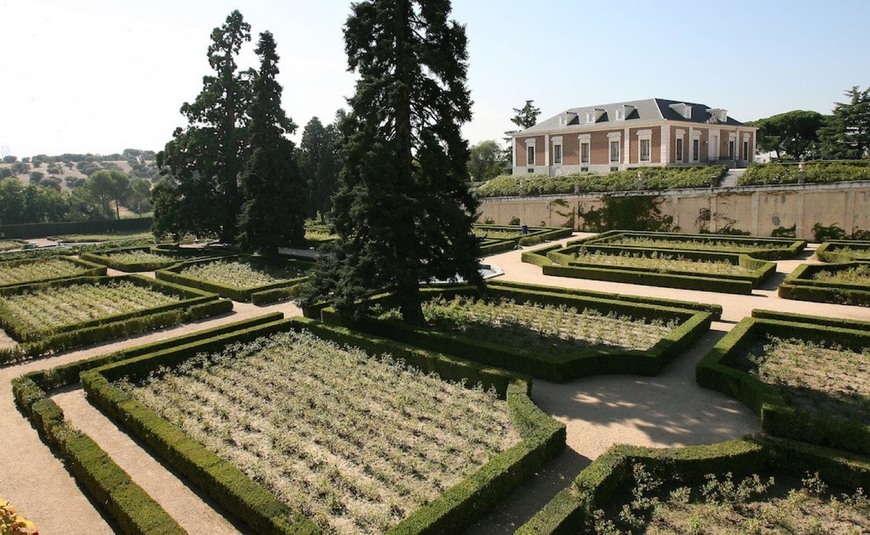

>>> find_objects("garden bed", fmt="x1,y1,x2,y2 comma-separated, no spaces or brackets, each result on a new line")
77,317,564,534
0,275,230,362
317,283,714,382
518,437,870,534
474,225,573,255
0,255,106,288
156,255,315,303
696,310,870,455
816,240,870,263
778,262,870,307
81,245,231,272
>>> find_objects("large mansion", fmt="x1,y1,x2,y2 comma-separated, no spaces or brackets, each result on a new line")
511,98,757,175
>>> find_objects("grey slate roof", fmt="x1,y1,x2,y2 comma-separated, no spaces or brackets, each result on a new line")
515,98,746,136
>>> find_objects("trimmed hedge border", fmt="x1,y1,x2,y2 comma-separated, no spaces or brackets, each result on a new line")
476,225,574,256
816,240,870,262
517,436,870,534
778,261,870,307
696,314,870,455
79,317,564,534
0,255,107,288
156,255,314,303
11,314,285,534
318,284,714,382
80,245,232,272
572,229,806,260
0,275,231,364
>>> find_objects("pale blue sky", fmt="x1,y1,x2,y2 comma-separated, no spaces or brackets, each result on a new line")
1,0,868,157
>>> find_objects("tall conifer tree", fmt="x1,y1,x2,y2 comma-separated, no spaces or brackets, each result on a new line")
238,31,305,253
306,0,481,324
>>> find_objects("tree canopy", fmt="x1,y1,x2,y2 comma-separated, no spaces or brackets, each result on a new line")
819,86,870,159
748,110,824,160
305,0,482,324
299,113,343,222
468,140,508,182
510,100,541,130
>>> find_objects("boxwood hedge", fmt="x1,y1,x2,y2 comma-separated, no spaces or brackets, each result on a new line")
778,262,870,306
0,255,106,288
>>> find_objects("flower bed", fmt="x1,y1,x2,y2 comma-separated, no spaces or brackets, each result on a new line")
474,225,574,255
78,317,564,534
779,262,870,307
696,310,870,455
0,256,106,288
573,229,805,260
318,283,714,382
518,437,870,534
80,245,231,272
0,240,21,252
816,240,870,263
0,275,230,363
1,498,39,534
157,256,314,303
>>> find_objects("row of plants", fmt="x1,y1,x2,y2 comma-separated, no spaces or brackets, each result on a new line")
156,256,315,303
0,240,22,252
317,284,714,382
10,314,289,534
816,240,870,262
738,160,870,186
117,329,519,533
779,262,870,307
475,166,727,198
572,249,757,277
518,437,869,533
78,317,565,534
0,275,231,364
474,225,574,255
81,245,234,272
574,229,806,260
696,310,870,455
0,256,105,288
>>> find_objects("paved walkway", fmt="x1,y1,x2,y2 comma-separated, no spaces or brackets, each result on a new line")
1,238,868,533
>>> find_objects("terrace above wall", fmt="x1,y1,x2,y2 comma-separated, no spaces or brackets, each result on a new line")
512,98,757,176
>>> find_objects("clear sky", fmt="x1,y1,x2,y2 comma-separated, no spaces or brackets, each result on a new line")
1,0,868,158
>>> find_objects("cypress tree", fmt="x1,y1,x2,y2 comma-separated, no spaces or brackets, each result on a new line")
238,31,305,253
306,0,481,324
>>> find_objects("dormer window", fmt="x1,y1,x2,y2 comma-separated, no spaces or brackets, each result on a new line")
586,108,605,123
669,102,693,119
558,111,578,127
615,105,635,121
706,108,728,123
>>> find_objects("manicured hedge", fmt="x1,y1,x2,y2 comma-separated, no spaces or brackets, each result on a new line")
80,317,564,534
517,436,870,534
12,377,184,535
815,240,870,263
778,262,870,306
0,275,230,363
0,217,153,240
476,225,574,255
738,160,870,187
0,255,107,288
696,314,870,455
80,245,232,272
156,255,314,302
573,229,806,260
318,284,714,382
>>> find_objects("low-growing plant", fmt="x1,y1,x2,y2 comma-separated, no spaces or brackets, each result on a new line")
573,249,752,276
0,498,38,534
0,257,93,286
812,263,870,285
179,259,306,288
104,250,182,265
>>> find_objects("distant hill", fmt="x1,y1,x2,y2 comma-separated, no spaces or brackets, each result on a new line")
0,150,159,192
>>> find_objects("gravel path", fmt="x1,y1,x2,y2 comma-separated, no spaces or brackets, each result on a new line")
2,238,869,534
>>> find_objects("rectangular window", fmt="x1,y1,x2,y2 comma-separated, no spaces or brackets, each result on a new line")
675,138,683,162
580,143,590,163
639,139,651,162
728,140,735,160
743,141,749,161
527,146,535,166
553,144,562,165
692,139,700,161
610,141,620,162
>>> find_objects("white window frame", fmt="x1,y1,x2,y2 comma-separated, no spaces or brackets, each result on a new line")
552,136,563,165
525,138,536,167
637,129,652,163
578,134,591,164
607,131,621,164
690,131,701,163
674,129,685,163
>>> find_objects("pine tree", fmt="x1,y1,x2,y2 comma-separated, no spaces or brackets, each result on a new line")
305,0,481,324
299,114,342,221
819,86,870,159
155,10,252,243
238,31,305,254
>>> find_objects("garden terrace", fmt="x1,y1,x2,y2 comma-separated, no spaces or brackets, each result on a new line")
523,241,774,295
0,275,230,362
696,310,870,455
474,166,727,198
572,229,806,260
779,262,870,307
74,317,563,534
473,224,573,255
0,255,105,288
317,283,714,382
737,160,870,187
156,255,315,304
518,437,870,534
816,240,870,263
80,245,231,272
